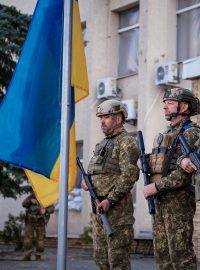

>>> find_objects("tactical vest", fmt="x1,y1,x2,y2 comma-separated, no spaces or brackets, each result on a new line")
87,132,128,176
27,205,47,224
149,131,180,182
150,122,200,199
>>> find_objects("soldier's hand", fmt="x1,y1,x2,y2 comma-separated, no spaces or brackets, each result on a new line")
137,159,142,170
40,208,46,215
81,180,88,191
96,199,110,213
180,157,197,173
143,183,158,199
31,198,38,204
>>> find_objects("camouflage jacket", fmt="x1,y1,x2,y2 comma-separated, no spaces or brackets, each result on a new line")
88,127,139,225
153,119,200,192
22,194,55,224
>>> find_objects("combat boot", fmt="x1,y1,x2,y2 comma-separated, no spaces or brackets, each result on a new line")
23,254,31,261
35,254,42,261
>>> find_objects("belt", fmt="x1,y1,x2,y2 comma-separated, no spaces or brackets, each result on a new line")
152,147,168,155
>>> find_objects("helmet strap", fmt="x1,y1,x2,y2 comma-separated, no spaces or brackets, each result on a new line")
167,103,180,120
168,102,190,120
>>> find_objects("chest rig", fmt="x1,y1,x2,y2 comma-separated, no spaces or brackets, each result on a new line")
149,124,190,182
150,133,172,175
87,132,127,176
150,122,200,201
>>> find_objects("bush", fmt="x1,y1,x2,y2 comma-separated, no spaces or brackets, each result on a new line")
0,212,25,250
79,225,93,244
79,216,93,245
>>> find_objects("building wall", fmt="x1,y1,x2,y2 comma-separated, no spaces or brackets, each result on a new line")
135,0,177,239
79,0,139,232
0,0,36,14
1,0,200,259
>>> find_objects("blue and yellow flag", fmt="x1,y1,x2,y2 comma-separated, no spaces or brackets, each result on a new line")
0,0,88,207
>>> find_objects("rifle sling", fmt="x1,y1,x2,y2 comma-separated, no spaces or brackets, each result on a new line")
162,127,184,177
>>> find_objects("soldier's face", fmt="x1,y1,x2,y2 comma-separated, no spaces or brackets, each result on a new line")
163,100,179,120
100,114,117,135
163,100,189,122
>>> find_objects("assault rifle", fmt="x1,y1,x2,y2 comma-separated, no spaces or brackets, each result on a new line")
77,157,113,237
178,133,200,173
137,131,156,216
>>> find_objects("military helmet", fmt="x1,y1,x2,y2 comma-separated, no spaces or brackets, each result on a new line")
96,99,128,119
163,88,200,116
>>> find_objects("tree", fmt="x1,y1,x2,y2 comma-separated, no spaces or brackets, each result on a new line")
0,4,31,198
0,4,31,99
0,161,31,199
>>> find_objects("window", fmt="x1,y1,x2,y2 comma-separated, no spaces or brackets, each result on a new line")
67,141,83,211
177,0,200,62
75,141,83,188
82,22,88,47
118,6,139,78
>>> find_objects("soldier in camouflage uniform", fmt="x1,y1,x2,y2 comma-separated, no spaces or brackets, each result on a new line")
22,192,55,261
82,99,139,270
142,88,200,270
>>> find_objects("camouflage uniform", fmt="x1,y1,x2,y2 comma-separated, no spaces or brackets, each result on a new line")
87,100,139,270
22,193,55,260
148,88,200,270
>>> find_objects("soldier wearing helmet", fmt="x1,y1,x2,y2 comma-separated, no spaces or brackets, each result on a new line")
96,99,128,120
82,99,139,269
140,88,200,269
163,88,200,120
22,191,55,261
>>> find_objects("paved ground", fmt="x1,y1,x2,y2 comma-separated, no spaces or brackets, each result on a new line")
0,244,156,270
0,245,200,270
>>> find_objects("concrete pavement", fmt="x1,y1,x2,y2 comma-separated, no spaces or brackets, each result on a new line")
0,244,156,270
0,245,200,270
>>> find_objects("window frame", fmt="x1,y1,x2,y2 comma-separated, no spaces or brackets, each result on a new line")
176,3,200,15
117,7,139,79
176,2,200,62
75,140,83,189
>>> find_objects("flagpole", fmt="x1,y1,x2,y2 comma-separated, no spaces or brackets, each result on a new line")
57,0,73,269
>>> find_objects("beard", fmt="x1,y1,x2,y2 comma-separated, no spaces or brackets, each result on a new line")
164,114,172,121
165,111,179,121
101,125,113,136
101,118,116,136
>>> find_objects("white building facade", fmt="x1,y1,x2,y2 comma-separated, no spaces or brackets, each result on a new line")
1,0,200,259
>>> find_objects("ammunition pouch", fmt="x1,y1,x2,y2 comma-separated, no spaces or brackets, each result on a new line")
149,132,179,177
149,133,172,174
88,139,120,175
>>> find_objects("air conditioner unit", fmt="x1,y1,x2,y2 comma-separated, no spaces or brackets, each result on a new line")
182,57,200,79
97,77,117,99
155,62,179,85
122,99,137,121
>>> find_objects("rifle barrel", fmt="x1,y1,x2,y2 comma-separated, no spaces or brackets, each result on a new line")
137,131,155,216
76,157,113,237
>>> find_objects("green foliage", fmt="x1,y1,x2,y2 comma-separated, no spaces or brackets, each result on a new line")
0,212,25,251
0,5,31,199
0,4,31,99
79,225,93,245
0,161,30,199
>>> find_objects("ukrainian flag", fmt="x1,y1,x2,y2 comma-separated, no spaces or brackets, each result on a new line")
0,0,88,207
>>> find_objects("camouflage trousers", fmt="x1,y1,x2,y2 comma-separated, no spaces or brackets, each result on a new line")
153,192,197,270
92,215,133,270
23,222,45,258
